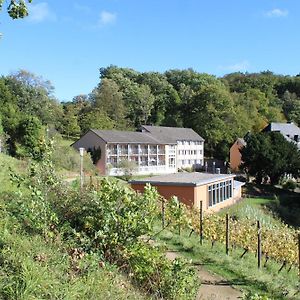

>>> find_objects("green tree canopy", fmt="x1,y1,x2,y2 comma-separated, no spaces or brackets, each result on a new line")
79,109,115,134
0,0,32,19
11,115,45,160
241,131,300,184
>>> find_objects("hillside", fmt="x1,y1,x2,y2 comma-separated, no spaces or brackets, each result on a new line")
0,152,199,299
0,153,148,299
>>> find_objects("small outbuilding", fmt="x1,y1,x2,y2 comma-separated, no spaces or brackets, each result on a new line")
130,172,245,212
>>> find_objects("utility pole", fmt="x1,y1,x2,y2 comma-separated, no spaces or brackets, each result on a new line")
79,147,85,191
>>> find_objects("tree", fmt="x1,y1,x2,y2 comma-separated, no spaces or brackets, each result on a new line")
60,104,81,138
0,0,32,19
92,78,127,129
5,70,62,126
282,91,300,125
125,83,155,127
183,82,237,158
241,132,300,184
11,115,45,160
79,109,115,134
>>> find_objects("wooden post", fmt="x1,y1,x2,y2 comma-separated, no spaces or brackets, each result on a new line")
257,220,261,269
226,213,229,255
178,202,181,235
298,233,300,278
162,198,165,229
200,201,203,245
79,147,84,191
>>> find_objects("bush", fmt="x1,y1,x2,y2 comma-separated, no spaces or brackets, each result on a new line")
123,242,199,299
282,179,297,191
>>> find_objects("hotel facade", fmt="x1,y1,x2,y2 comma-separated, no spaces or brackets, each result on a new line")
72,125,204,176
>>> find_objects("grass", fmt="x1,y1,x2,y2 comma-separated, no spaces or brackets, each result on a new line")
220,197,284,228
243,183,300,227
0,153,27,193
154,224,299,300
0,225,146,300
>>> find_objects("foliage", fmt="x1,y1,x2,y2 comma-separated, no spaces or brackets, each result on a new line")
51,135,95,172
118,159,137,180
11,115,46,160
79,109,115,134
3,67,300,160
4,149,199,299
0,0,32,19
123,242,199,299
241,131,300,184
157,201,299,299
242,292,274,300
282,179,297,191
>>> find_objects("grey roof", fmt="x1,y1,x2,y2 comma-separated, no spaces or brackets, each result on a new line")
141,125,204,143
264,122,300,149
265,122,300,137
91,129,164,144
130,172,235,187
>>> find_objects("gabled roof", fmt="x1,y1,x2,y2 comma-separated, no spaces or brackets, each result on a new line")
141,125,204,143
90,129,167,144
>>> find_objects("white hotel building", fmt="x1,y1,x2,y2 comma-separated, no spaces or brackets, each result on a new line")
72,125,204,176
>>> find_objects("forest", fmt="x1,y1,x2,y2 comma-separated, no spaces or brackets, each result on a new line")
1,67,300,160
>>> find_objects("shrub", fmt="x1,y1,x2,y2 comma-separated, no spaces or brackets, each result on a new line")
123,242,199,300
282,179,297,191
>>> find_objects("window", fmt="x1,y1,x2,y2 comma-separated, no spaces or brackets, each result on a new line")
208,180,233,207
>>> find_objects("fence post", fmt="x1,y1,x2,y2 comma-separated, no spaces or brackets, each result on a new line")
226,213,229,255
178,202,181,235
257,220,261,269
161,198,165,229
79,147,84,191
298,233,300,278
200,201,203,245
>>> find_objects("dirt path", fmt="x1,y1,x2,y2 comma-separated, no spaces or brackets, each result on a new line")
166,251,243,300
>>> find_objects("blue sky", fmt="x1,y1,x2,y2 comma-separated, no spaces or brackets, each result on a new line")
1,0,300,102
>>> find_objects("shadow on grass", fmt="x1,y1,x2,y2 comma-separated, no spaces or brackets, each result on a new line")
244,183,300,227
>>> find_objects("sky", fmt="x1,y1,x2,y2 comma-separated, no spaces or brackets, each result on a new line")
1,0,300,102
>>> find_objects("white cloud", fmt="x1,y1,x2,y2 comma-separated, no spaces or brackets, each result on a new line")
98,10,117,26
28,2,56,23
265,8,288,18
219,60,250,72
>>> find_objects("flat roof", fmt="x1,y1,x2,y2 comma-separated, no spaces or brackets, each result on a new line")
129,172,235,187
